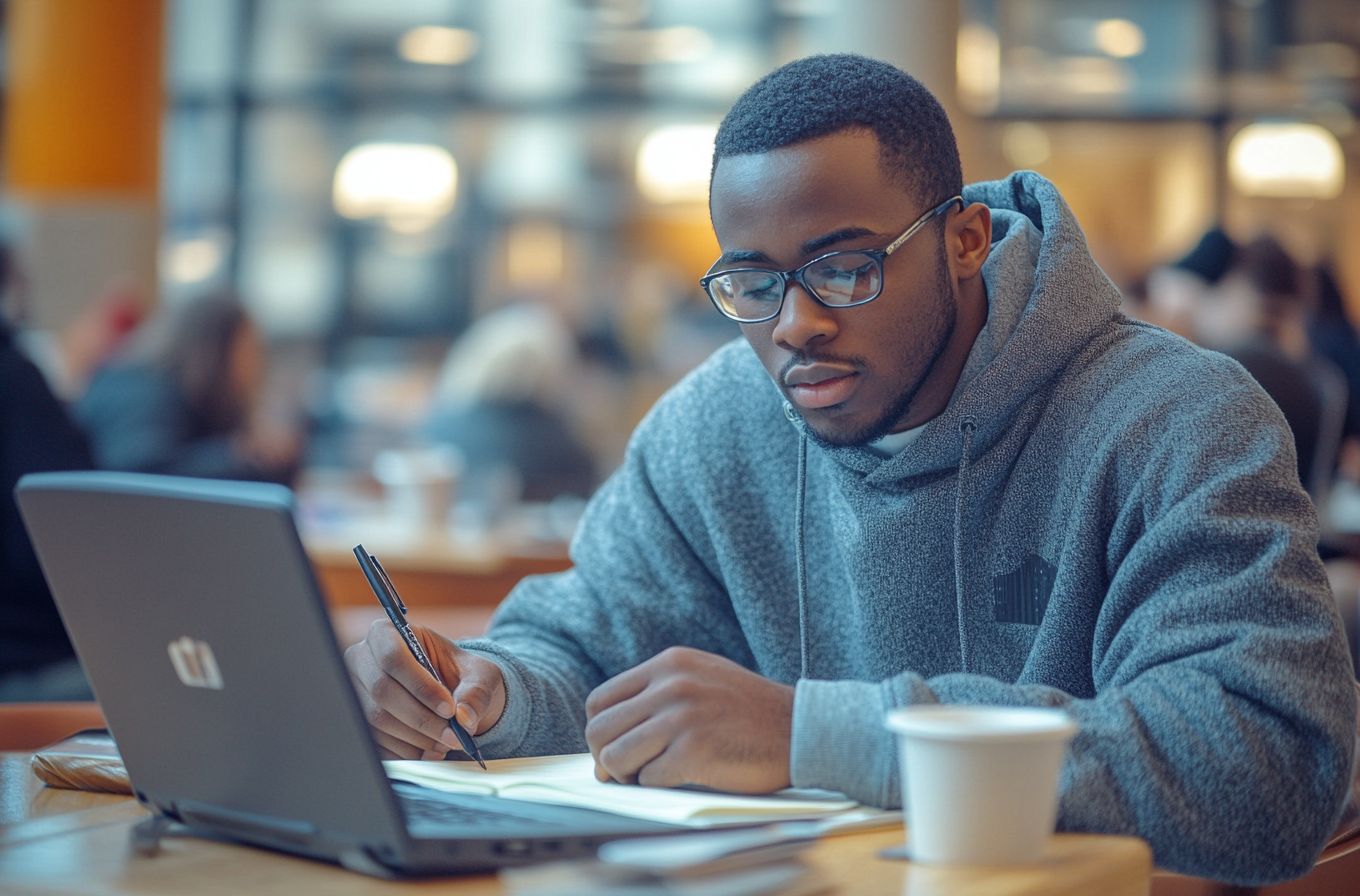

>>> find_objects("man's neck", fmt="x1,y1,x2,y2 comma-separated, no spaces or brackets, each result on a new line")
888,276,989,433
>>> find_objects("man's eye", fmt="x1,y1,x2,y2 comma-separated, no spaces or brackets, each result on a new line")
735,276,781,300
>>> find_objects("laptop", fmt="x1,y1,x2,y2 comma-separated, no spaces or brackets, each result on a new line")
15,470,680,876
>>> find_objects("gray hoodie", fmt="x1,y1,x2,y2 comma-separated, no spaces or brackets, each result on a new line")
463,171,1356,885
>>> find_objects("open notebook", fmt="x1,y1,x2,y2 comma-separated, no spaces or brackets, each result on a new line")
385,754,898,830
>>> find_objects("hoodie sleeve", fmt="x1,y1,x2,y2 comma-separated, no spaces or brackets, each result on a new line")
790,379,1358,887
457,397,760,759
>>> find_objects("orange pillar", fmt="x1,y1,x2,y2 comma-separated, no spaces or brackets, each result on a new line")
5,0,163,197
3,0,163,375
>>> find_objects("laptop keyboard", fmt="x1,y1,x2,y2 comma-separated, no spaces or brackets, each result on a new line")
397,789,564,830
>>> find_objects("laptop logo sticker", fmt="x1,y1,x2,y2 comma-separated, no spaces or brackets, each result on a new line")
167,636,224,689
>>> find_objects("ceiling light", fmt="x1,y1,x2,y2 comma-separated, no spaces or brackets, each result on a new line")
333,143,458,231
164,235,225,284
1094,19,1145,58
636,124,717,204
650,26,713,63
1228,123,1344,199
591,27,714,65
398,26,478,65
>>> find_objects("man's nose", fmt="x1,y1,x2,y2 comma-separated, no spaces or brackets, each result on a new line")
771,280,838,349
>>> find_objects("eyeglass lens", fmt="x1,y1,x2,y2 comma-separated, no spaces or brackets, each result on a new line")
709,252,881,321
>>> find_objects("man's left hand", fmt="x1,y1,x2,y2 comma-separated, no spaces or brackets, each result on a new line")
584,646,795,793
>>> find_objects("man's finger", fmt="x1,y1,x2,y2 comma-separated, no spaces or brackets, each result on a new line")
447,655,501,733
584,660,654,720
347,652,444,752
350,637,465,750
350,667,448,752
368,620,459,718
373,728,424,761
595,715,674,785
584,684,665,758
367,619,462,717
365,670,466,750
635,743,694,789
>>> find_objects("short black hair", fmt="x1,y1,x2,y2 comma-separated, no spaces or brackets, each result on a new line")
1174,228,1237,285
713,54,962,206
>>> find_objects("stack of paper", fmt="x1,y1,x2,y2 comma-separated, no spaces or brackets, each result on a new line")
384,753,897,830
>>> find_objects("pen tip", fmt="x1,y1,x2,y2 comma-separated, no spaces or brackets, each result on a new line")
475,756,488,770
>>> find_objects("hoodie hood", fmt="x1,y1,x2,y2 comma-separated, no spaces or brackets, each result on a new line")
787,170,1123,483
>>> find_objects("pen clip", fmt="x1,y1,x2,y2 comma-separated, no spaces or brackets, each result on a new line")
352,545,403,623
369,555,407,615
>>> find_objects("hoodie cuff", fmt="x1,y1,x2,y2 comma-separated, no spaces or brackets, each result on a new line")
790,675,936,808
454,639,533,758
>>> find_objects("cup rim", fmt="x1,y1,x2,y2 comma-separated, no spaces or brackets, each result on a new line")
884,705,1077,742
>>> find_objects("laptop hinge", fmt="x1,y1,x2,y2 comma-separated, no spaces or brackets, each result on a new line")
339,847,402,879
176,800,318,846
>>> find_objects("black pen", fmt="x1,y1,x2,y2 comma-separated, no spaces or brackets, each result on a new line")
353,544,487,769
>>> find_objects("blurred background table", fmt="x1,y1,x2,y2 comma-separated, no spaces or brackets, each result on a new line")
301,507,573,650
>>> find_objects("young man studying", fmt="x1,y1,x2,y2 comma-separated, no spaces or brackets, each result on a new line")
345,55,1357,886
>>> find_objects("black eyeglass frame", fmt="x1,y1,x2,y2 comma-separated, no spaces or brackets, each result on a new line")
699,195,965,324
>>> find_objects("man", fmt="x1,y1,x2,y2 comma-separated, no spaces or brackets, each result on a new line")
346,55,1356,885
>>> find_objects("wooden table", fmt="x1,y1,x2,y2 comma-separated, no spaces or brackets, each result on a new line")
0,751,1151,895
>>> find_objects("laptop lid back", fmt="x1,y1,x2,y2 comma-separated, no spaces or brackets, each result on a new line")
15,471,410,863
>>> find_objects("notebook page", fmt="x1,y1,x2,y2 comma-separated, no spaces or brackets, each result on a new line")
384,753,867,827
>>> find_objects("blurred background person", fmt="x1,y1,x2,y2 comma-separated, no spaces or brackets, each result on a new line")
75,292,300,484
1186,236,1347,500
0,314,94,702
423,303,596,506
57,281,146,401
1305,264,1360,674
1309,265,1360,482
1142,228,1238,339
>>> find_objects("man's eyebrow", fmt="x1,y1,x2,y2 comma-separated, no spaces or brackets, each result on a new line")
716,249,769,265
717,227,881,268
801,227,877,257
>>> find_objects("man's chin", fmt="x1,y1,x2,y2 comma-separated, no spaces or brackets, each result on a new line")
800,410,893,449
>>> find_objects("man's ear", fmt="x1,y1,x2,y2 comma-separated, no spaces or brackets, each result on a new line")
951,202,991,282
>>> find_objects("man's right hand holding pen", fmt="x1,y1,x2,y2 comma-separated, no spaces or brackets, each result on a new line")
345,622,507,761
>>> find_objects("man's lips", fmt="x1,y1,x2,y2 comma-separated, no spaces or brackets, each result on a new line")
784,363,859,410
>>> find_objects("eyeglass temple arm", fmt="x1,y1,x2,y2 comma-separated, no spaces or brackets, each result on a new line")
882,195,965,256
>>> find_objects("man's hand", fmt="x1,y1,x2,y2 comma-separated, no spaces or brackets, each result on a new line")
584,647,794,793
344,619,506,760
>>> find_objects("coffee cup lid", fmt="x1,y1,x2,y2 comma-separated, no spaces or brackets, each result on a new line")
884,705,1077,742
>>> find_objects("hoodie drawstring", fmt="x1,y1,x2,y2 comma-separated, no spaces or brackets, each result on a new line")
954,416,977,673
794,429,810,681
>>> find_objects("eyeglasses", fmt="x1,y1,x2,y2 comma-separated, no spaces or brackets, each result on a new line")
699,195,963,324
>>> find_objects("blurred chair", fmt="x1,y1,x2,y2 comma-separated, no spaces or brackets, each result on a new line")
0,701,105,751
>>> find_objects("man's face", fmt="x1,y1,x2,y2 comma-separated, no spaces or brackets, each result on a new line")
709,130,957,447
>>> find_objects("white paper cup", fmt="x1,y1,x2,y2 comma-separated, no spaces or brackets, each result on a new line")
884,705,1077,866
373,446,463,530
